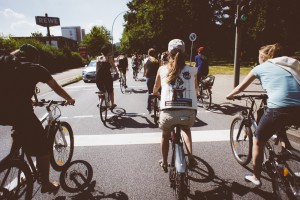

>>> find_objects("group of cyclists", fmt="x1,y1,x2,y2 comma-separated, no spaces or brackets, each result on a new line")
1,39,300,198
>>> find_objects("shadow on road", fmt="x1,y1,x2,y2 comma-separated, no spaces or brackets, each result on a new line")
188,156,274,200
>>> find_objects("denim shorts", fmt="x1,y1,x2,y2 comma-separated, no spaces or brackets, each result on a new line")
255,106,300,142
159,109,196,132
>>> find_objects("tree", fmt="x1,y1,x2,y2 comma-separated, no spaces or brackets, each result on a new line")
31,31,43,37
80,26,111,58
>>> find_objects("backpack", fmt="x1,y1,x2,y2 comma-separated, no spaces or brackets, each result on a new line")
200,58,209,77
118,56,127,68
0,54,21,126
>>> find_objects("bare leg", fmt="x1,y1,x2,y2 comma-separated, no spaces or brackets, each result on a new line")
251,137,265,180
181,128,194,161
161,130,170,164
109,90,115,106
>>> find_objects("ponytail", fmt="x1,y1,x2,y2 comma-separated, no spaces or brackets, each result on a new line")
259,43,283,62
166,50,185,84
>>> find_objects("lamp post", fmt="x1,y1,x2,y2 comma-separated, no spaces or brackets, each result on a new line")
111,10,128,57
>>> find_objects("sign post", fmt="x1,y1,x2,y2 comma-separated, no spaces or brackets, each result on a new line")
35,13,60,46
189,33,197,63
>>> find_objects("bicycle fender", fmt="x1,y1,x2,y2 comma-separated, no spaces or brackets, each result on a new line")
174,144,187,173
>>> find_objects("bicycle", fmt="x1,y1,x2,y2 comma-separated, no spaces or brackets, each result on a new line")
150,94,160,125
119,71,126,93
0,100,74,199
197,75,215,110
34,99,74,171
168,124,190,200
229,94,300,199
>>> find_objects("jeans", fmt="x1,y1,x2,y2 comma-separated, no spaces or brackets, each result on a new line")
146,77,156,111
255,106,300,142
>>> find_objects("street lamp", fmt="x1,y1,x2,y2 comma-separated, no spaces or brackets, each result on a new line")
111,10,129,57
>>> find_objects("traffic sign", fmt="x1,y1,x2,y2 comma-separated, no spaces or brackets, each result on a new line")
189,33,197,42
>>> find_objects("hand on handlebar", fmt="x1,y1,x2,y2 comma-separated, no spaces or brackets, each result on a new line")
65,98,75,105
226,94,235,100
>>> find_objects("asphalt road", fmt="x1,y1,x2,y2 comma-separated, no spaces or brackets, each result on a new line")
1,65,299,200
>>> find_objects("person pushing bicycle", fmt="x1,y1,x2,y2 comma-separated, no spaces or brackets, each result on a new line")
226,43,300,187
0,44,75,194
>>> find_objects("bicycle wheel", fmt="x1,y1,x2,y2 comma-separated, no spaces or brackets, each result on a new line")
99,97,107,123
175,172,188,200
199,88,211,110
230,117,253,166
120,76,126,94
60,160,93,193
271,169,291,200
49,121,74,171
0,160,33,200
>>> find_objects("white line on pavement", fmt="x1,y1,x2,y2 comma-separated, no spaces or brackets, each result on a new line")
74,130,229,147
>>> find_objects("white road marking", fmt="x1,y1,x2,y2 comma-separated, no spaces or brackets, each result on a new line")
74,130,229,147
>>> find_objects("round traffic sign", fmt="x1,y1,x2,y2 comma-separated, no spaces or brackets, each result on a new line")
189,33,197,42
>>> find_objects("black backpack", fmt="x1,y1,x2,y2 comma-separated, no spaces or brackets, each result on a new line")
200,58,209,77
0,54,21,126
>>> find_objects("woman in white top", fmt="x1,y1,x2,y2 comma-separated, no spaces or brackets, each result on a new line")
153,39,198,172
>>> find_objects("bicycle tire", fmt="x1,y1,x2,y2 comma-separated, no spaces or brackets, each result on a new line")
176,172,188,200
271,169,292,200
49,121,74,171
0,160,33,200
200,88,211,110
120,76,126,94
60,160,93,193
99,97,107,123
230,117,253,166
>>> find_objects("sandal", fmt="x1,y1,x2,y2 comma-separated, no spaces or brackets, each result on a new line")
110,104,117,110
158,159,168,173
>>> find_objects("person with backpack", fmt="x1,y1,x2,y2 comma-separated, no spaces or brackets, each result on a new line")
117,53,128,88
194,46,209,84
143,48,159,114
0,44,75,194
96,45,119,109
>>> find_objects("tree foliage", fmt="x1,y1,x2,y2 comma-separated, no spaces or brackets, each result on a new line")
121,0,299,59
80,25,111,58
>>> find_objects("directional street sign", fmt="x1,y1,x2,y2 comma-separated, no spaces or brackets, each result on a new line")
189,33,197,42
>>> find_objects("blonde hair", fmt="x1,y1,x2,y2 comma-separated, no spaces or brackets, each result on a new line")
259,43,282,62
165,50,185,84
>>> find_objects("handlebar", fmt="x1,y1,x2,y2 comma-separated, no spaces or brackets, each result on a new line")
233,94,268,101
33,99,68,108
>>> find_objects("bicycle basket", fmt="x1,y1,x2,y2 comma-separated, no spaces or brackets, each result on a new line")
202,75,215,87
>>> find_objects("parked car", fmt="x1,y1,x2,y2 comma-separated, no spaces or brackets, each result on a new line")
82,60,117,83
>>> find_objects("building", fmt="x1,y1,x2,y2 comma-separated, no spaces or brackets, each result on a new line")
61,26,85,42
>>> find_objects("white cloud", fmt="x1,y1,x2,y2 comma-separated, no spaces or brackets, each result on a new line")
0,8,25,19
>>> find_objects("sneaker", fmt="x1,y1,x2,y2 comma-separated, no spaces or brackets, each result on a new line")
158,159,168,173
110,104,117,110
41,181,60,194
244,175,261,187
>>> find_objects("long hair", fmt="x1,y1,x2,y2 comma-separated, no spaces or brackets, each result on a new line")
165,50,185,84
259,43,283,62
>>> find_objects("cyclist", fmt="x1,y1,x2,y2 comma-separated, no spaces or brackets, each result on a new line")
96,45,119,109
226,43,300,187
144,48,159,114
132,53,140,78
117,53,128,88
194,46,209,84
152,39,199,172
2,44,75,193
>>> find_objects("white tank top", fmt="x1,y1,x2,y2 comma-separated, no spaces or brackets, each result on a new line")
160,65,198,110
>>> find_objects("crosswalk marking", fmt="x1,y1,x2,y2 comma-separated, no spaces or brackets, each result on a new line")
74,130,229,147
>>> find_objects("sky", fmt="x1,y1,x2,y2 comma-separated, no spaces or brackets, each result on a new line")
0,0,131,43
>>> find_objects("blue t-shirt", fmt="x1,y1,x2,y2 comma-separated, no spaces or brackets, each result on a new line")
251,61,300,108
